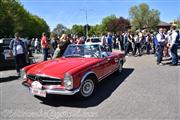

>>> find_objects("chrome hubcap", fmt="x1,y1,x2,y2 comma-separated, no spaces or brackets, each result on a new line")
81,79,94,97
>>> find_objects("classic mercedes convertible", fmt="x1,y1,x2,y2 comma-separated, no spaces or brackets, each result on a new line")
22,44,125,99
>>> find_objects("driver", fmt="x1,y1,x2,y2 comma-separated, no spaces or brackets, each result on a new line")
73,46,83,55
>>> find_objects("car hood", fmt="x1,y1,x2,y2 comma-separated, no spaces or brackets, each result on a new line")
27,58,99,77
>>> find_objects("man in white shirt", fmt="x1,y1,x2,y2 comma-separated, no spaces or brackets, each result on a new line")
134,33,141,56
156,28,166,65
166,30,172,58
169,25,179,65
9,33,27,76
101,34,107,47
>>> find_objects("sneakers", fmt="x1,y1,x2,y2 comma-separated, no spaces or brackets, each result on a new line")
17,72,21,77
169,63,177,66
157,63,164,66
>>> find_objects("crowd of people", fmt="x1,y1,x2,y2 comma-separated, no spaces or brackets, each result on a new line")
155,26,179,65
27,33,87,59
101,31,153,55
8,25,179,76
100,25,179,66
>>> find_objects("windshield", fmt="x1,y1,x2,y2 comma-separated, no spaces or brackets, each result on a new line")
91,38,100,43
63,44,101,58
86,38,100,43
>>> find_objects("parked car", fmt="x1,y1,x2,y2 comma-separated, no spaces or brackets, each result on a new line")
0,38,34,70
22,44,125,99
85,37,101,45
0,38,15,69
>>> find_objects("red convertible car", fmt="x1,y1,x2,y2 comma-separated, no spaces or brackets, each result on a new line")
22,44,125,99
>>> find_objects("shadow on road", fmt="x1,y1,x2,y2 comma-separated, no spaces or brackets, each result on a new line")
162,55,180,66
36,68,134,108
0,66,15,71
0,76,19,83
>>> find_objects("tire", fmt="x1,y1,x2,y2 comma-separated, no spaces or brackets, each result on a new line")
77,76,97,100
116,60,123,74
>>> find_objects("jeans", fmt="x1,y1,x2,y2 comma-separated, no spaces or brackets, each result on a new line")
108,44,112,52
120,40,124,51
124,43,129,55
170,44,178,65
15,54,26,73
146,42,151,54
135,43,141,56
43,48,48,61
157,45,164,63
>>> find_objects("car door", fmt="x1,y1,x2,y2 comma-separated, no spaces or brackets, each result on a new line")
107,55,119,72
94,57,111,81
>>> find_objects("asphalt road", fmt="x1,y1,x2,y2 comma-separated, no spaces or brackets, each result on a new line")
0,53,179,120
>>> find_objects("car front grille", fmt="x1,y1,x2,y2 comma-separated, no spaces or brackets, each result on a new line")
27,74,61,85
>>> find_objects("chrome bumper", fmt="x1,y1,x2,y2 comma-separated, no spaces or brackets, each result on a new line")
22,81,80,96
46,89,80,95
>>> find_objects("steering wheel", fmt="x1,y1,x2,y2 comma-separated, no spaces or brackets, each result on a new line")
92,51,100,58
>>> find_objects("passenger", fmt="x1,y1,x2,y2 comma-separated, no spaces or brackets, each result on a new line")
60,34,70,55
50,34,58,55
52,42,66,59
73,46,83,55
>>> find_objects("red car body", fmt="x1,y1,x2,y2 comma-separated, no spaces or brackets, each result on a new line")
22,44,125,98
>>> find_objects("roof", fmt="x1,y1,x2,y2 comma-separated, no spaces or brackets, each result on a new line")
157,21,171,27
85,42,102,45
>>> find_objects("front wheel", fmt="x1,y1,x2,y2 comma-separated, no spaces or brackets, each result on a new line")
77,77,96,99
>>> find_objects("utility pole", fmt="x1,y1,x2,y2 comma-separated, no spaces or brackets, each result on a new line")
80,9,88,39
85,9,88,39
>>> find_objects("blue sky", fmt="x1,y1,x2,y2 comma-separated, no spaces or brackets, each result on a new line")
20,0,180,31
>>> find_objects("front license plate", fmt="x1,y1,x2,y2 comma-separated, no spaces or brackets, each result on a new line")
31,88,46,97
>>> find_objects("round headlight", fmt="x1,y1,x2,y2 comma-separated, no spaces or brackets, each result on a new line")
64,73,73,90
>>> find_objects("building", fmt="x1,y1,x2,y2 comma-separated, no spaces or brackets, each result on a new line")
157,21,171,30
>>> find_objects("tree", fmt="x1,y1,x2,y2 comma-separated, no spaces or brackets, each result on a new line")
27,15,50,38
0,0,16,37
64,28,72,35
173,16,180,29
88,24,101,37
71,24,84,37
100,15,117,33
0,0,50,38
107,17,130,33
129,3,160,30
52,24,67,36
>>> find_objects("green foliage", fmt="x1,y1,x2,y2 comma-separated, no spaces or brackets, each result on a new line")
71,24,84,37
107,17,130,33
173,16,180,29
52,24,68,36
0,0,50,38
100,14,117,33
88,24,101,37
63,15,128,37
64,28,72,35
129,3,160,31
